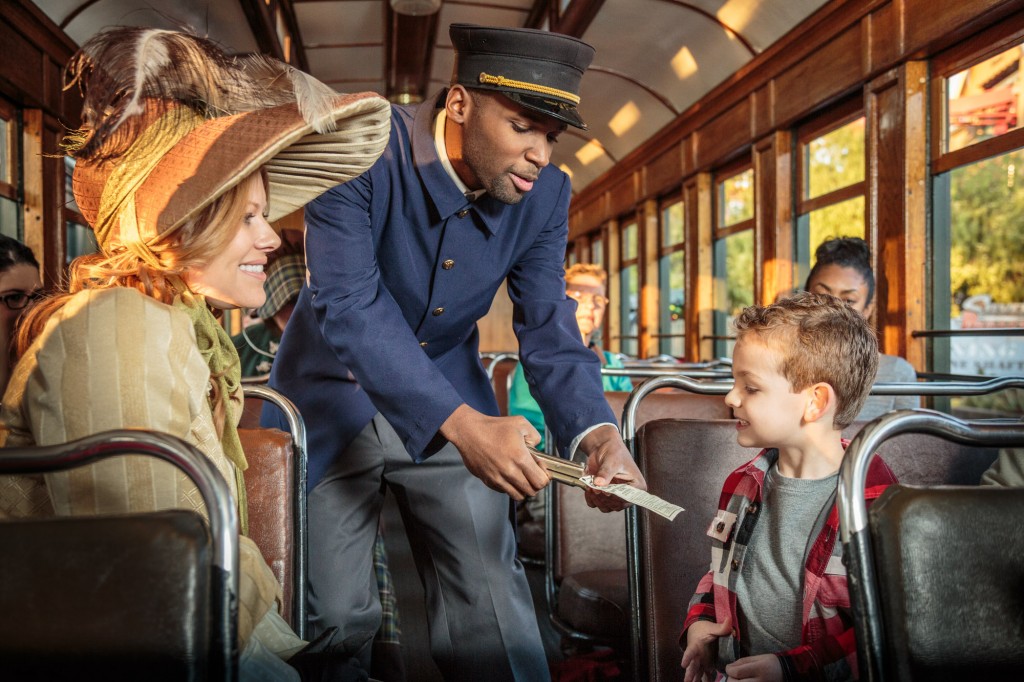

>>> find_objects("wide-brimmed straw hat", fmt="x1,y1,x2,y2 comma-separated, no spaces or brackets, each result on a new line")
65,27,391,264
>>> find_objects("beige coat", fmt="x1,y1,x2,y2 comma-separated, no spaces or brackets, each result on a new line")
0,287,281,645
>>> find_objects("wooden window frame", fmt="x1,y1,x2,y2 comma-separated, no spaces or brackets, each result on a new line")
930,21,1024,175
655,191,685,355
796,96,866,217
0,98,17,203
617,213,641,354
714,157,755,238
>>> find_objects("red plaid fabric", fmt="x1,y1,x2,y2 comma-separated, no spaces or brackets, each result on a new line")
681,444,897,681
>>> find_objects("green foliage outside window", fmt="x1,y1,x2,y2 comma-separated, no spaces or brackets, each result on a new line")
949,149,1024,314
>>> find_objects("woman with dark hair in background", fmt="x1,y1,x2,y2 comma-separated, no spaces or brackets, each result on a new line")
0,235,42,395
805,236,919,421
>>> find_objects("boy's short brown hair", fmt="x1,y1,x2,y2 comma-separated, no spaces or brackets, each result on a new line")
733,292,879,428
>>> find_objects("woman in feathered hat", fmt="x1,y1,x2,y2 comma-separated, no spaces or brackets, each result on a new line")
0,27,390,678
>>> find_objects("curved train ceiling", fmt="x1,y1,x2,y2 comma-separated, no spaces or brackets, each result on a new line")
33,0,828,194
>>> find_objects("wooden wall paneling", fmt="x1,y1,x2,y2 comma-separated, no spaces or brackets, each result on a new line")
695,95,753,169
606,219,621,353
643,143,682,200
608,172,639,221
569,193,608,241
682,133,696,179
18,114,68,288
685,174,714,361
866,62,928,369
775,25,865,128
866,0,904,73
478,284,516,353
640,198,659,357
0,22,46,107
903,0,1021,57
21,110,43,259
752,82,775,141
901,61,929,369
43,116,65,284
754,130,794,306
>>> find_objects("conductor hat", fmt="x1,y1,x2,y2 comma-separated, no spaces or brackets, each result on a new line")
449,23,595,130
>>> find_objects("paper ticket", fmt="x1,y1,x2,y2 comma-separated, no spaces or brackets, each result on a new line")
580,475,685,521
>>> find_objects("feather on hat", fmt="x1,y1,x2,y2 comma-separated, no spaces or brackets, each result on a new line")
65,27,391,262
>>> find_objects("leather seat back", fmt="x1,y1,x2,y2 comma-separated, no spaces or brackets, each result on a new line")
870,485,1024,680
240,426,297,625
0,510,212,680
634,418,757,682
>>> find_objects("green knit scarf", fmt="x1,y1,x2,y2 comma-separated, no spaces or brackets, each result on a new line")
173,294,248,534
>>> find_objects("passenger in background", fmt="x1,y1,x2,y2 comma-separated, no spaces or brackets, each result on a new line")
233,245,305,378
681,292,897,682
0,235,42,395
509,263,633,451
982,445,1024,487
805,237,919,421
234,240,407,681
0,27,390,680
509,263,633,557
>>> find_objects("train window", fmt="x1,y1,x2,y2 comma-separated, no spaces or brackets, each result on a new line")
931,32,1024,418
714,163,755,358
591,233,604,269
718,168,754,227
945,43,1023,153
933,148,1024,417
619,218,640,357
0,100,18,239
658,197,684,357
795,105,866,285
63,157,96,262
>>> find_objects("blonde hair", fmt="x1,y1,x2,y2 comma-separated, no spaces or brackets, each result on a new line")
565,262,607,287
733,291,879,429
16,170,268,357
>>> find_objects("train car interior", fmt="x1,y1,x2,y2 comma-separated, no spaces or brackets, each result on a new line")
2,0,1022,680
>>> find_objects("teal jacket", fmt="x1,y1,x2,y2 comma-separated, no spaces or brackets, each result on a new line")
508,348,632,450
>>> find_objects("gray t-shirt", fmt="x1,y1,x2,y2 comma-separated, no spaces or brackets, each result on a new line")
859,353,919,421
734,464,839,658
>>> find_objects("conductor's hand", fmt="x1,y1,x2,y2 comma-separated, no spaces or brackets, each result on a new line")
440,404,549,500
579,424,647,512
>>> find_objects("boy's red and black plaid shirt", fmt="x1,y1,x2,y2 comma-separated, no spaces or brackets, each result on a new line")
681,444,897,682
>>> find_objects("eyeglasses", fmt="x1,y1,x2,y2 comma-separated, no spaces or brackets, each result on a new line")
0,289,44,311
567,290,609,310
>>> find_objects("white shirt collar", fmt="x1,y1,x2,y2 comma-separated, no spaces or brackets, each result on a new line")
433,109,487,202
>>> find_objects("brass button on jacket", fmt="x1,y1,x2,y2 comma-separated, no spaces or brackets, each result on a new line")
419,341,428,347
442,259,455,270
432,307,445,316
457,209,469,218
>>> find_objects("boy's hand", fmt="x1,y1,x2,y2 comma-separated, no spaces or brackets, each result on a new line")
724,653,783,681
681,617,731,682
579,424,647,512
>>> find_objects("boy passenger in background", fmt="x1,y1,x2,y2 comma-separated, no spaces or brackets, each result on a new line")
681,292,897,682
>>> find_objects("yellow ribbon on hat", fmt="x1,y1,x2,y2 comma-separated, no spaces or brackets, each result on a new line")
94,107,205,267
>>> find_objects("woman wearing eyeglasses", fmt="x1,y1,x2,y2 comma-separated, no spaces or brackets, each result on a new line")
0,235,42,396
509,263,633,450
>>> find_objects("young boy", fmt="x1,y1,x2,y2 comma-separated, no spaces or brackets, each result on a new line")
680,292,897,682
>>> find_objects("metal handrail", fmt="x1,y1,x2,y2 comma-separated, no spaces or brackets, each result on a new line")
484,352,519,381
0,429,239,680
621,375,1024,447
241,384,310,640
837,410,1024,682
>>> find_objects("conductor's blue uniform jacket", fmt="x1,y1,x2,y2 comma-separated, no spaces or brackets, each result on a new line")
267,90,616,490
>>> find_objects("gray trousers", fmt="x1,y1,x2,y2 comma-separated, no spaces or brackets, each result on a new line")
307,413,550,681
